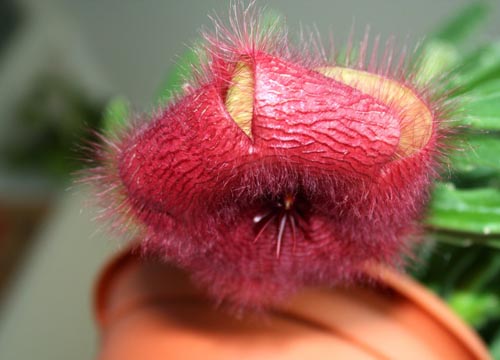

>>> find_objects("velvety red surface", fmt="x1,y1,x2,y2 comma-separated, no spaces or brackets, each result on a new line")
89,6,443,306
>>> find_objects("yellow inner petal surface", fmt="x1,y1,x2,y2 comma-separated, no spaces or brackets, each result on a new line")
225,62,254,138
317,67,433,157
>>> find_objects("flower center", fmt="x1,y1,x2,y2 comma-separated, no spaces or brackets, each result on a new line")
252,193,309,258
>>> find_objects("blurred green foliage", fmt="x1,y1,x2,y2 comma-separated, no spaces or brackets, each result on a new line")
413,2,500,355
102,96,130,134
1,72,105,181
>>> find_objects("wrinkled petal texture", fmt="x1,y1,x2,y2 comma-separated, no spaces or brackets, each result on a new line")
107,21,442,306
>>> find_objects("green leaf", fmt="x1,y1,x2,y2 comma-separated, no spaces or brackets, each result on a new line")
102,96,130,134
449,291,500,328
467,253,500,292
450,42,500,94
413,240,500,302
450,135,500,176
430,233,500,249
457,79,500,130
465,78,500,98
413,239,480,296
155,46,201,105
426,183,500,236
491,328,500,359
430,2,490,46
416,40,460,85
415,2,490,83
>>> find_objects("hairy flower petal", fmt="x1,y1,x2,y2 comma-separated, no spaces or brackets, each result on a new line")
88,5,447,307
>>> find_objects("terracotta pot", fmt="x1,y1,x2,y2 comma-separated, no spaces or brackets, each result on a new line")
94,248,491,360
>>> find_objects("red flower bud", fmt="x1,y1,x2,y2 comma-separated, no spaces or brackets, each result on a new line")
88,6,446,307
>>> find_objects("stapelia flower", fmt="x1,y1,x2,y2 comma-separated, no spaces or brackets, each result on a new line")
89,7,446,307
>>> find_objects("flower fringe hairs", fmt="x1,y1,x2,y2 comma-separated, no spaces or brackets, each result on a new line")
86,4,449,308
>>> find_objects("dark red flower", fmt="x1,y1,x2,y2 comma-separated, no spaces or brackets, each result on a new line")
89,6,445,307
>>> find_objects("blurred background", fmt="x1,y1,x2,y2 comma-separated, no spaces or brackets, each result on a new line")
0,1,499,359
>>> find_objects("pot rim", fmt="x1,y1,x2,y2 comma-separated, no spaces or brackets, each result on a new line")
93,247,491,359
